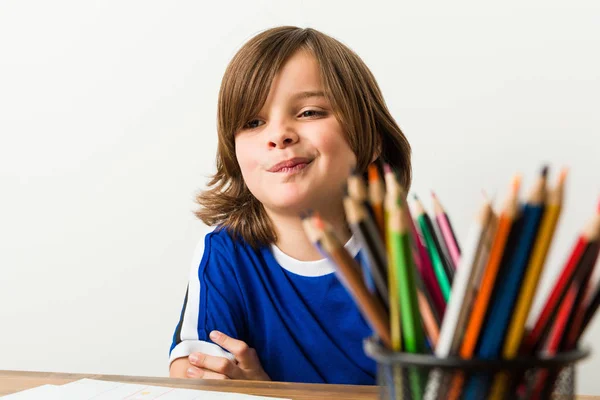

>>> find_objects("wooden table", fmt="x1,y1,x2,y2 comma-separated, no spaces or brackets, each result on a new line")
1,370,598,399
0,370,377,399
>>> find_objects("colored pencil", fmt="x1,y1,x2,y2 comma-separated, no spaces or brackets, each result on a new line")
502,169,566,357
477,166,548,358
347,170,369,205
344,196,389,309
446,177,521,400
389,199,425,353
432,191,461,269
308,215,392,349
395,180,443,343
566,201,600,349
387,166,446,319
368,163,386,241
414,196,453,302
532,240,600,400
438,195,493,357
523,203,600,353
555,242,600,351
383,168,402,352
389,197,426,399
424,196,492,400
488,170,566,400
459,174,522,358
577,275,600,342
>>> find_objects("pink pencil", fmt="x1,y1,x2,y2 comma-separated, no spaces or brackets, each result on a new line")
432,191,461,269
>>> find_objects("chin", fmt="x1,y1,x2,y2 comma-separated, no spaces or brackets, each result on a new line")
262,190,314,214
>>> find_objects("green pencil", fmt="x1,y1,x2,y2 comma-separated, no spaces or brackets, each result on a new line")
414,195,452,302
389,201,425,353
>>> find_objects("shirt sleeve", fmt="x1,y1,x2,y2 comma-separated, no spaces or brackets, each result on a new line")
168,228,247,366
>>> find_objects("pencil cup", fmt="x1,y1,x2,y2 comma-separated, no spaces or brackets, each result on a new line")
363,336,590,400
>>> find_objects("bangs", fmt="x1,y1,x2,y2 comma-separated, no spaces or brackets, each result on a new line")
219,28,313,144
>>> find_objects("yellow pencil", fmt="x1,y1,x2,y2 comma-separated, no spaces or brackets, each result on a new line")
384,168,402,351
503,168,566,357
488,169,566,400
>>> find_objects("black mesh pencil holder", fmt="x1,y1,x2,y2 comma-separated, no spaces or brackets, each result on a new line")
364,337,590,400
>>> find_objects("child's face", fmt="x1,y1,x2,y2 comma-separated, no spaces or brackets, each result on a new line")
235,49,357,216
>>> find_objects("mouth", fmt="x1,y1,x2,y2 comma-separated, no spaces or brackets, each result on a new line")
268,157,314,174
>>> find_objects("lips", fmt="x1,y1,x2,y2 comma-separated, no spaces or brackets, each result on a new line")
268,157,313,173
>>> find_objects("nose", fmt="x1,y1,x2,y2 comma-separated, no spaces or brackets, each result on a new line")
267,122,299,149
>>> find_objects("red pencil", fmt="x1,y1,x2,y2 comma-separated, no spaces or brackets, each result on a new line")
522,202,600,353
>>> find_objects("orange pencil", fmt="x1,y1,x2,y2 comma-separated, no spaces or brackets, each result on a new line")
447,176,521,400
459,175,522,358
368,163,386,242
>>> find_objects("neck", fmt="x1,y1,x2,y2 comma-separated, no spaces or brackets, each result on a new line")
267,204,352,262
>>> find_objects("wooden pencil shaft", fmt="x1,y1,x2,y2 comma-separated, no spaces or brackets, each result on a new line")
424,214,455,284
351,220,389,306
476,204,542,358
437,202,491,357
321,231,392,348
460,212,515,358
579,281,600,339
525,238,588,353
418,214,452,302
405,202,446,318
344,197,388,271
503,202,562,358
559,242,600,350
390,228,424,353
347,175,368,203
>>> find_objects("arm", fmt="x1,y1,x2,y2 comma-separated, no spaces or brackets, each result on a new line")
169,357,193,379
170,330,270,380
168,231,269,380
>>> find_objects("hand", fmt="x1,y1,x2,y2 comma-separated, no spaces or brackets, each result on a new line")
186,330,271,381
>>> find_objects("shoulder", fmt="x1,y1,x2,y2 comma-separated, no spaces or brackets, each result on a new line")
190,225,259,278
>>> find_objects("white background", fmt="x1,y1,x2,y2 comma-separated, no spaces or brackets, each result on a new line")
1,0,599,394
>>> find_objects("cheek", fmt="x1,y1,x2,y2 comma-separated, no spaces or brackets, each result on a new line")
235,137,262,177
315,125,356,170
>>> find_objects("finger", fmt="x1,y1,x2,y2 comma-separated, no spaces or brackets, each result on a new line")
209,331,259,368
186,366,229,380
188,352,240,379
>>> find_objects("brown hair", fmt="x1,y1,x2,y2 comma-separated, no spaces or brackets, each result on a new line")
195,26,411,248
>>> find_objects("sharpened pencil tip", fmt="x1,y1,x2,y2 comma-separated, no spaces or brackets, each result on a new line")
431,190,437,199
383,163,392,175
413,193,419,200
368,164,379,182
541,165,549,178
313,213,325,230
511,174,522,194
558,167,569,185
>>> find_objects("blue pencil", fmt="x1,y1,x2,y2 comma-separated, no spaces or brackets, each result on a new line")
476,168,547,358
463,168,548,400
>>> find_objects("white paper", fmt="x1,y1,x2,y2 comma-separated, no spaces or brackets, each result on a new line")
3,379,291,400
0,385,60,399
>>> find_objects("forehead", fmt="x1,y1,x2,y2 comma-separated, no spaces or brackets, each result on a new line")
267,50,324,100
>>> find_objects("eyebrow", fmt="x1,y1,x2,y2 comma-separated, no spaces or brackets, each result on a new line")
291,91,326,101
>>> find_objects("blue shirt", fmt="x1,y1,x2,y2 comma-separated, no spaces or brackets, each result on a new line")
169,227,376,384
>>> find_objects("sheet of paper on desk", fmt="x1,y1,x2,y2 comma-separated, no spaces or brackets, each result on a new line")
1,385,60,399
1,378,291,400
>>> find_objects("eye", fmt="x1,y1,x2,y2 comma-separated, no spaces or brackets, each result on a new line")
243,119,265,130
299,110,326,118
